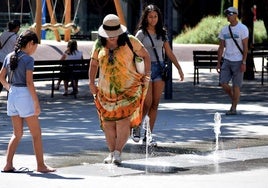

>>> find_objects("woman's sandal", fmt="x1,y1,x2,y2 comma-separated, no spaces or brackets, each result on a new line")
1,167,33,173
226,110,237,115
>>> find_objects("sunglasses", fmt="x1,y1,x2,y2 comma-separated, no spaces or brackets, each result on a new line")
108,49,114,64
226,12,236,16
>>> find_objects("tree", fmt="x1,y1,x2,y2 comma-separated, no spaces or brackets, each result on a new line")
255,0,268,41
239,0,255,80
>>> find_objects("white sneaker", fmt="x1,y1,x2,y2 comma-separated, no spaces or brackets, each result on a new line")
103,152,113,164
131,126,141,143
112,150,121,165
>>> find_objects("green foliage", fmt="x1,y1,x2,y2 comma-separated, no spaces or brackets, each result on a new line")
45,30,61,40
253,20,267,43
174,16,268,44
174,16,227,44
0,24,60,40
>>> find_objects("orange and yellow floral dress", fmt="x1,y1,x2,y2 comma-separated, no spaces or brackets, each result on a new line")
91,35,148,128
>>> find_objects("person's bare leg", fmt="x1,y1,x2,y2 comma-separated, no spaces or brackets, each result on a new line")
63,80,68,94
2,116,23,171
25,116,55,173
148,80,165,132
142,82,152,118
221,83,233,99
231,86,240,111
103,121,116,152
55,79,62,90
221,83,235,110
115,117,130,152
73,79,78,93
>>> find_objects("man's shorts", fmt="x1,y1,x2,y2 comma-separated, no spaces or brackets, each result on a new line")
220,59,244,87
7,86,35,117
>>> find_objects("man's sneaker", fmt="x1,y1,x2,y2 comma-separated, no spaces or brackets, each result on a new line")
131,126,141,143
112,150,121,165
103,152,113,164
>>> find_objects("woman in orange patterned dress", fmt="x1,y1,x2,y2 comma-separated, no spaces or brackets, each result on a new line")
89,14,151,165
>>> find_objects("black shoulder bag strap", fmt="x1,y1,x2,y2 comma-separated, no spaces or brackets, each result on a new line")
125,36,137,57
228,25,243,55
145,30,160,63
0,33,16,50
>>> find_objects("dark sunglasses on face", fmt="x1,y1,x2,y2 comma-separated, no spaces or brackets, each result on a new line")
226,12,236,16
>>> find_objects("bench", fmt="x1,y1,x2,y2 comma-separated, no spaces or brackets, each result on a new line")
251,44,268,85
193,50,218,85
34,59,90,98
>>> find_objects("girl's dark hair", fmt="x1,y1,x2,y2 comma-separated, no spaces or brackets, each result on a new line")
135,4,167,40
8,20,21,31
10,30,38,71
66,40,78,55
98,32,129,47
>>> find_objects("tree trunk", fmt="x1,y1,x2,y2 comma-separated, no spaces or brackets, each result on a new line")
240,0,255,80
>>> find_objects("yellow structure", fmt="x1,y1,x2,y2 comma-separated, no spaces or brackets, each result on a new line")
35,0,42,43
114,0,126,26
34,0,126,43
233,0,238,8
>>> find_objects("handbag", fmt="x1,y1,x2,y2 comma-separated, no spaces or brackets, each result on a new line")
145,30,170,81
126,37,145,74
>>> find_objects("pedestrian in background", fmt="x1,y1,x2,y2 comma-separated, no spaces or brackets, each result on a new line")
0,20,20,93
55,40,83,96
132,4,184,146
217,7,249,115
0,30,56,173
89,14,150,164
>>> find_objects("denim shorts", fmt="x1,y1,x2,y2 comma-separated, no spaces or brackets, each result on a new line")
7,86,35,117
220,59,244,87
151,61,165,82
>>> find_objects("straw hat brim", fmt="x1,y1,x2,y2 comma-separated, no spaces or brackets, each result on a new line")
98,24,127,38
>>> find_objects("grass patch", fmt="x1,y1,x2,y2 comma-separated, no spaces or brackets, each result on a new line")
174,16,267,44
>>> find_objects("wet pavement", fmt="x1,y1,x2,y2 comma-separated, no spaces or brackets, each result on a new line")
0,42,267,188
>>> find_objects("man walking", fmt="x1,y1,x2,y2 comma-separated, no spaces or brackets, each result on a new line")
217,7,249,115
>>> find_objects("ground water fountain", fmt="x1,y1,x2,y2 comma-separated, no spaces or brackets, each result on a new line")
140,115,178,174
214,112,222,151
142,115,152,173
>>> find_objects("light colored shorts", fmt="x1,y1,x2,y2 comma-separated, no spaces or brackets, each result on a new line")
220,59,244,87
7,86,35,117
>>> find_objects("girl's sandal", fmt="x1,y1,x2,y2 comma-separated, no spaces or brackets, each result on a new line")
226,110,237,115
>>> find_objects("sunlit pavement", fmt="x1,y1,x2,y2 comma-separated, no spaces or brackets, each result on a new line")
0,42,267,188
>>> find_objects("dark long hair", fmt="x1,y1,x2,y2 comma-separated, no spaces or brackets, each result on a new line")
66,40,78,55
10,30,38,71
8,20,20,32
135,4,167,40
98,32,129,47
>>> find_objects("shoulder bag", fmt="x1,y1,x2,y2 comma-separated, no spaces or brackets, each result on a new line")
145,30,170,81
126,37,145,74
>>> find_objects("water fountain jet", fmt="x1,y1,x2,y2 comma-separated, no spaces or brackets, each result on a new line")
214,112,222,152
